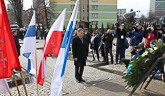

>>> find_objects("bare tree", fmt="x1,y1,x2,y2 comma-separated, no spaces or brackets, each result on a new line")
147,12,156,23
9,0,23,28
33,0,50,28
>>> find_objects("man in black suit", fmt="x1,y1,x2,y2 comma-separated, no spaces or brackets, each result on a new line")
84,28,91,57
72,28,87,83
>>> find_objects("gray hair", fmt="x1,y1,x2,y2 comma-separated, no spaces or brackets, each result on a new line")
77,28,84,33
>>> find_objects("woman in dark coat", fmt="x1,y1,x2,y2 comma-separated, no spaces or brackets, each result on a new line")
90,32,99,61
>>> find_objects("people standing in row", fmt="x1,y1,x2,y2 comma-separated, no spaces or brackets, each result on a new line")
115,25,127,64
72,28,87,83
90,32,99,61
102,29,114,64
84,28,91,58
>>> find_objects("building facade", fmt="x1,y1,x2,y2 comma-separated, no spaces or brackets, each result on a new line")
150,0,165,19
50,0,117,28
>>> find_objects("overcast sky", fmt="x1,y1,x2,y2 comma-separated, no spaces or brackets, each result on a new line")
118,0,150,16
5,0,150,16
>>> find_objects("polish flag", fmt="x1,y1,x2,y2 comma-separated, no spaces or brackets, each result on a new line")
37,9,66,85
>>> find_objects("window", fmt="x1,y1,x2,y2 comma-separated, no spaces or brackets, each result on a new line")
92,5,98,10
71,5,75,9
92,13,98,18
92,21,98,25
92,0,98,1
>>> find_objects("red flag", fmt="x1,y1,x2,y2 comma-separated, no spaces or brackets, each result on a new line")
37,9,66,85
0,0,22,79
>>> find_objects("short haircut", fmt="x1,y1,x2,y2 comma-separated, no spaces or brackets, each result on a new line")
77,28,83,33
107,29,111,32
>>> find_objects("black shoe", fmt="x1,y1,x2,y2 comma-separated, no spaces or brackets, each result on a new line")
80,78,85,82
105,62,109,64
92,59,95,61
111,62,114,64
76,78,81,83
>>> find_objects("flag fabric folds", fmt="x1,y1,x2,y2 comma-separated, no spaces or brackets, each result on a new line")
22,11,36,75
0,0,22,79
50,0,79,96
0,79,10,93
37,9,66,85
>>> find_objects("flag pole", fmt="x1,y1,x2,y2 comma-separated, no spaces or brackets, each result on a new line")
9,92,12,96
12,72,21,96
19,71,28,96
35,52,39,96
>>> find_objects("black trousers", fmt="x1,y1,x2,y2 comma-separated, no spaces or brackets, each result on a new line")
75,64,84,81
92,48,99,61
105,47,113,64
116,44,125,63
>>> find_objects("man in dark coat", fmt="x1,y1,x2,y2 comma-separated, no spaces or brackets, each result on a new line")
84,28,91,57
72,28,87,83
115,25,127,64
102,29,114,64
13,30,21,56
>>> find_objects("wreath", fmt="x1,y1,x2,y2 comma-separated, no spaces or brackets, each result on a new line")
123,40,165,88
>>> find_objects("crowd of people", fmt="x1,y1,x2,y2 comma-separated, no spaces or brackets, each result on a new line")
71,23,165,83
12,22,165,83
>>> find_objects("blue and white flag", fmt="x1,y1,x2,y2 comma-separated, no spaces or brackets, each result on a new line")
22,11,36,75
50,0,79,96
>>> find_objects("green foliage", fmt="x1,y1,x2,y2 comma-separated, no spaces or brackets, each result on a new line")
107,24,110,30
109,24,114,29
89,24,93,35
123,41,165,88
101,23,104,34
95,24,98,30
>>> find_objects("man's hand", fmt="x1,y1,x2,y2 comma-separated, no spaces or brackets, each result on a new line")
74,58,78,61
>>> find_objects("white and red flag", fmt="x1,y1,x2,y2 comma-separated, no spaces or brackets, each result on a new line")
50,0,79,95
0,0,22,79
37,9,66,85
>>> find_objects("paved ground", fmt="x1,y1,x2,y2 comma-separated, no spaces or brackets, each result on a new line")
0,38,165,96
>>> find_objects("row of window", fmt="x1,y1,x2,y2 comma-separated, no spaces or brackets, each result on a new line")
71,5,98,10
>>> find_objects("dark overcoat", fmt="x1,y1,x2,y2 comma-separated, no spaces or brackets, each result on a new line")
72,36,87,66
14,36,21,56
